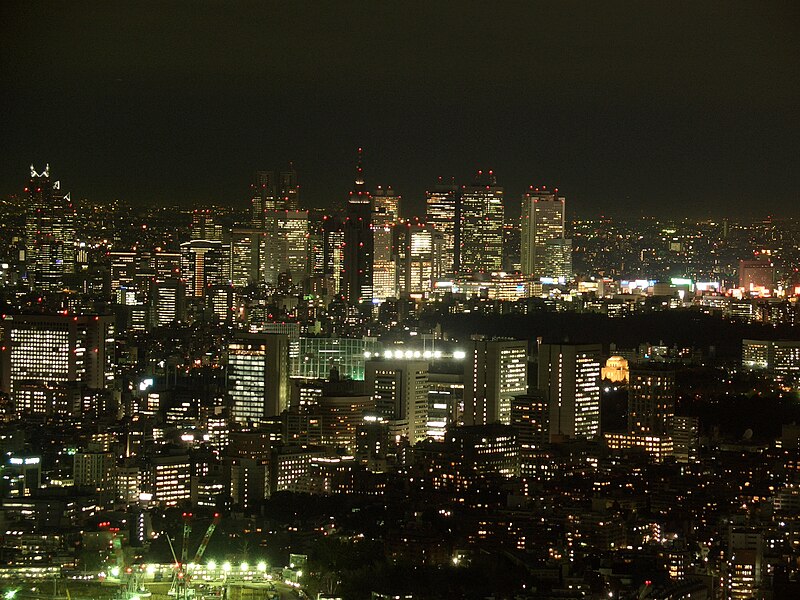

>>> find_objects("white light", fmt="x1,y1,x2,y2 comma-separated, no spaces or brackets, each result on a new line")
423,351,432,358
453,350,466,360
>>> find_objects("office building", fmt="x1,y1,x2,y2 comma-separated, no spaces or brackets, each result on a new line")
180,239,228,297
395,222,436,296
342,149,373,304
538,343,601,440
228,333,290,424
521,187,570,279
1,314,115,415
627,366,676,436
365,359,429,444
463,338,528,426
459,171,504,275
24,164,76,290
425,179,458,276
230,228,263,287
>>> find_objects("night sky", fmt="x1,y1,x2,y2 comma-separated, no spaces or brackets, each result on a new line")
1,1,798,218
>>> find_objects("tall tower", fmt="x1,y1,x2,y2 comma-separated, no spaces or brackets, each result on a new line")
342,148,374,305
24,164,76,290
459,171,504,276
538,343,601,440
521,187,569,279
279,163,301,210
426,178,459,277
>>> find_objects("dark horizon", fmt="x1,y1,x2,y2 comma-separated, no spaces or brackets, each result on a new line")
2,1,798,219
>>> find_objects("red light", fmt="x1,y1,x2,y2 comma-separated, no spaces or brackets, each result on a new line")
645,581,651,586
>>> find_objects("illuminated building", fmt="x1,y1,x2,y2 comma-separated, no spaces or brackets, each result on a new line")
2,455,41,497
603,432,673,462
742,339,800,385
0,314,115,416
538,343,601,440
670,415,699,463
510,392,549,476
191,209,223,241
521,187,568,279
180,239,228,297
150,278,185,326
271,446,325,493
601,355,629,383
24,164,76,290
277,210,309,283
365,359,429,444
738,258,774,293
293,337,377,380
342,149,373,305
230,228,263,287
425,179,458,276
628,366,675,435
395,222,436,296
448,424,520,478
147,454,192,506
459,171,504,275
726,527,763,600
318,390,373,454
206,284,233,322
279,163,301,210
463,338,528,426
73,451,115,499
228,332,290,424
427,371,464,440
372,187,398,301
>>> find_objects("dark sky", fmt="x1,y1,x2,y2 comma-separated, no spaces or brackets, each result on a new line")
1,1,798,218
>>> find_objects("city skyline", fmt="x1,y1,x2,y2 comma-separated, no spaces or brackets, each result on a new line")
2,2,798,218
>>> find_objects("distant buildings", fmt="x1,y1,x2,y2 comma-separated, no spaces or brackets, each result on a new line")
463,338,528,426
459,171,504,276
228,332,290,424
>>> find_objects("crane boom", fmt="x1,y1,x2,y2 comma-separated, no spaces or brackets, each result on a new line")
192,513,221,564
180,512,193,566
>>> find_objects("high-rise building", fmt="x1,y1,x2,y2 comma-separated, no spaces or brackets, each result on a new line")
627,366,676,436
463,338,528,426
426,179,459,276
180,240,228,297
372,186,399,301
395,222,436,296
230,228,263,287
365,359,429,444
24,165,76,290
277,210,309,283
459,171,504,275
0,314,115,416
150,278,186,326
279,163,301,210
511,392,549,477
538,343,601,440
190,209,223,241
342,149,373,304
228,333,290,424
521,187,570,279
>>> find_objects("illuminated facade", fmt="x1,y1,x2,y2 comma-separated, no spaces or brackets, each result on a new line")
0,314,115,416
293,337,377,380
230,228,263,287
601,355,630,383
539,343,601,440
463,339,528,426
396,223,436,296
520,187,569,279
425,180,458,276
180,239,228,297
342,149,373,305
365,359,429,444
228,333,290,424
459,172,504,275
147,454,192,506
24,165,76,290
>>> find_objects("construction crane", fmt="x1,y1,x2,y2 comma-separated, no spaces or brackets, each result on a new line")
167,512,221,600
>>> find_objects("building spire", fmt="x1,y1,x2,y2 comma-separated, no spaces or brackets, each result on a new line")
354,147,365,190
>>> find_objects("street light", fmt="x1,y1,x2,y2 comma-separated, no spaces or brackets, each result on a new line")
222,562,231,573
257,562,267,573
207,560,217,571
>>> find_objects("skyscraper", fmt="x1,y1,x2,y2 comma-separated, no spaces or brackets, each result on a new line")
521,187,570,279
24,165,76,290
342,149,373,305
426,178,459,277
279,163,301,210
395,222,436,296
180,240,228,297
538,343,601,440
459,171,504,276
230,228,263,287
463,338,528,426
228,332,290,424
